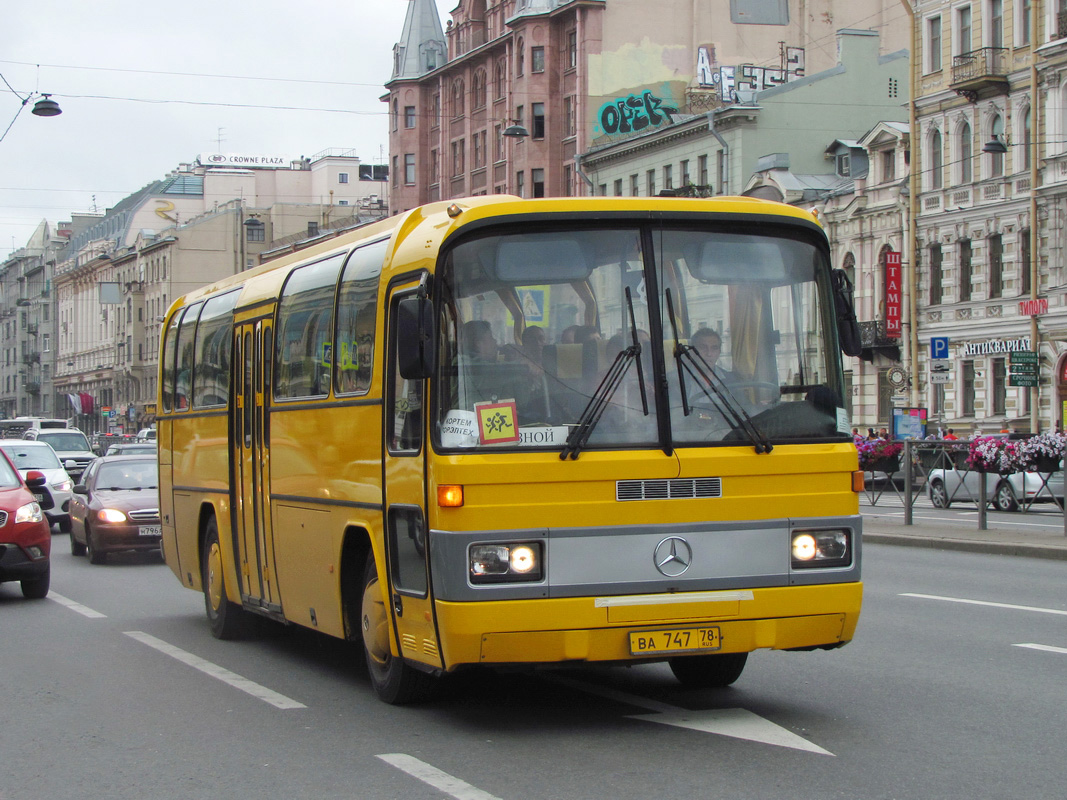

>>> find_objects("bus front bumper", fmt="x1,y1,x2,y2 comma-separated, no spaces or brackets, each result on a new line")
432,582,862,669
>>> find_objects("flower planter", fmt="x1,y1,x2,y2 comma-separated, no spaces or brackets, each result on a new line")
865,455,900,474
1031,455,1062,473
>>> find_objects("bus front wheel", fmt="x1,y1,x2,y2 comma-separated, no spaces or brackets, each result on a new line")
669,652,748,688
360,555,436,704
202,517,255,640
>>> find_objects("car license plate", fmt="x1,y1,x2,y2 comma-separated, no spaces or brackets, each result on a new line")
629,626,721,655
138,525,162,537
33,493,44,503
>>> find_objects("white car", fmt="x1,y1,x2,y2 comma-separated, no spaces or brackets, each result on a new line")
927,462,1065,512
0,439,75,531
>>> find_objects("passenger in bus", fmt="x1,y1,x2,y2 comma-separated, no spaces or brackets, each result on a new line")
690,328,733,384
462,320,499,362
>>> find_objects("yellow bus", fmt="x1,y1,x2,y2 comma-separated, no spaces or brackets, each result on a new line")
158,195,865,703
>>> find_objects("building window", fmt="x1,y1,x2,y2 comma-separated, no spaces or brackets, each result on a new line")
959,122,972,184
988,233,1003,298
392,155,399,187
717,151,726,194
927,15,942,72
532,102,545,138
494,124,503,162
837,152,851,177
405,106,416,128
567,30,577,69
516,37,524,76
392,98,399,131
451,80,465,118
989,115,1005,177
246,222,265,242
929,244,943,305
1021,228,1032,295
432,94,441,128
404,154,415,185
472,71,487,109
664,164,673,191
564,96,575,136
646,169,656,196
698,155,709,186
1019,0,1031,46
338,172,349,184
959,239,972,300
630,174,639,196
680,159,690,186
495,58,506,99
877,369,892,422
533,168,545,198
930,129,943,189
956,5,972,55
564,164,573,197
992,357,1006,414
516,170,525,198
882,150,895,182
451,141,465,176
1022,107,1032,170
42,333,50,352
473,131,486,169
598,183,607,196
962,361,976,416
532,46,545,73
613,178,623,196
988,0,1004,48
430,149,439,183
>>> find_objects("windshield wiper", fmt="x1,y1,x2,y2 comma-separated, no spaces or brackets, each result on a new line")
560,287,648,461
666,290,772,454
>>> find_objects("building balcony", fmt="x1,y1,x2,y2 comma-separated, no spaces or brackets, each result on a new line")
21,352,40,365
858,320,901,364
23,382,40,394
950,48,1009,102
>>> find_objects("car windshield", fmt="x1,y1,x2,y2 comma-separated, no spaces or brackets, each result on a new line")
0,444,61,470
94,459,159,491
433,222,844,454
0,456,20,488
38,432,90,452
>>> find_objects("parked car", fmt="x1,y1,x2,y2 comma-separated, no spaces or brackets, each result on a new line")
0,449,51,598
927,462,1065,512
136,428,156,443
104,442,157,457
0,439,75,532
23,428,96,482
69,455,161,564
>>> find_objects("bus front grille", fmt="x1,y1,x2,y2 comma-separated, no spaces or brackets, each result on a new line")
616,478,722,501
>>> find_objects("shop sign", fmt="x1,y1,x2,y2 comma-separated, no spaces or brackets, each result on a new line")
1019,298,1048,316
960,337,1031,357
885,251,902,339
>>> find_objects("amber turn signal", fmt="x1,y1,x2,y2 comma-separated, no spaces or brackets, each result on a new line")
438,485,464,507
851,470,865,493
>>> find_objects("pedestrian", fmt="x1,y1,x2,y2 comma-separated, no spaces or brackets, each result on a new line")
943,428,958,440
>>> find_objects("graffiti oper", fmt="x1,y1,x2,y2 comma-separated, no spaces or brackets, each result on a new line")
598,90,679,136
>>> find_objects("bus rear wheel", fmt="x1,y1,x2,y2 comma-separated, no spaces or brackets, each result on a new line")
360,555,436,704
202,517,256,640
669,652,748,688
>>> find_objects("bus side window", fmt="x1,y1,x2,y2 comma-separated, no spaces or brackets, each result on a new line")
175,302,203,411
274,254,343,400
335,240,385,396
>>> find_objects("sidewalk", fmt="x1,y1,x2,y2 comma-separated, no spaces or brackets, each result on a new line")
863,511,1067,560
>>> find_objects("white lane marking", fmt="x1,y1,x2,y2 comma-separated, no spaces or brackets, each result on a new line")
48,592,106,618
901,593,1067,617
1014,643,1067,655
377,754,504,800
549,676,832,756
124,631,306,709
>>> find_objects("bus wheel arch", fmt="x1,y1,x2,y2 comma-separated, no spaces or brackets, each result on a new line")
669,652,748,688
340,526,372,641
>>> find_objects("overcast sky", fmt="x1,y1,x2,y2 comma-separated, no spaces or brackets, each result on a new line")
0,0,449,259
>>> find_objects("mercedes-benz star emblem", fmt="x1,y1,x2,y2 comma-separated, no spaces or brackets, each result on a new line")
653,536,692,577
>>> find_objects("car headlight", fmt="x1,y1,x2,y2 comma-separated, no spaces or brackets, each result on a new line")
470,542,543,583
15,502,44,524
791,529,851,569
53,480,72,492
97,508,128,524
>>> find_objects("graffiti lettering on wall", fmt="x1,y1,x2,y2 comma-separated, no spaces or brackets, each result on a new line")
696,46,805,102
597,91,679,136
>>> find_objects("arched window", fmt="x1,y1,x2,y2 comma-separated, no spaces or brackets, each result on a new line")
959,121,972,184
1022,107,1032,170
472,70,487,110
451,79,465,118
930,129,943,190
989,114,1004,178
516,36,525,76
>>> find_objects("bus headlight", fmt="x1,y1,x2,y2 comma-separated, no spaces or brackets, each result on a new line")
470,542,543,583
791,530,851,569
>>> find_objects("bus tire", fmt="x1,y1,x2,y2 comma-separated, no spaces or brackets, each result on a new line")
202,517,255,640
669,652,748,688
360,555,436,704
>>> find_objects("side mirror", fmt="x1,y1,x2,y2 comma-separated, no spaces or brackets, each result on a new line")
73,485,88,495
831,269,863,357
25,470,47,489
64,459,79,470
397,296,436,379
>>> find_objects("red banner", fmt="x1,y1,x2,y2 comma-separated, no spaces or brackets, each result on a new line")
885,251,902,339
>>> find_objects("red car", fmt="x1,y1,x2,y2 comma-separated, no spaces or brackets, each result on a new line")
69,455,161,564
0,449,51,599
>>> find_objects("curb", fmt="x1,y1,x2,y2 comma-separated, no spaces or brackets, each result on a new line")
864,531,1067,561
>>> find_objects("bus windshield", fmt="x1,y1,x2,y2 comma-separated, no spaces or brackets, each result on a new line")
433,222,845,453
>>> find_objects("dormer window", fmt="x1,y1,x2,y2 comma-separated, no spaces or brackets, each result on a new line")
837,153,851,177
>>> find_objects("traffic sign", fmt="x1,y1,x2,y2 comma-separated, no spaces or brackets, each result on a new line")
1010,375,1039,387
930,337,950,359
929,373,951,384
1010,350,1038,363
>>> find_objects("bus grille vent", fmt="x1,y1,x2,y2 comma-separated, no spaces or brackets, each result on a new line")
423,639,439,658
616,478,722,501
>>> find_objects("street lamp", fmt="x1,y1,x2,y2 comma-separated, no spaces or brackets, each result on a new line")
31,94,62,117
982,135,1008,154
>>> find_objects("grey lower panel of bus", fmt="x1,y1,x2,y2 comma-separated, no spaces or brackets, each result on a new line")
429,515,862,603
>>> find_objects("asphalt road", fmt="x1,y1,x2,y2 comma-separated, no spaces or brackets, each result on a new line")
2,535,1065,800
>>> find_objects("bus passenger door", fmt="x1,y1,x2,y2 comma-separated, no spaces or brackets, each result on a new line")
381,282,441,670
234,318,280,612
